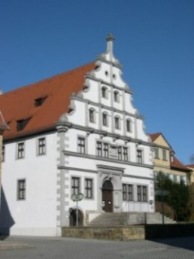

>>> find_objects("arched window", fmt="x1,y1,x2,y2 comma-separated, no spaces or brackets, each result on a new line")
102,112,108,126
115,116,120,130
89,108,95,123
101,86,108,98
114,91,119,102
126,119,131,132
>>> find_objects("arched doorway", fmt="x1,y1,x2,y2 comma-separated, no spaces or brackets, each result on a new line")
69,208,83,227
102,179,113,212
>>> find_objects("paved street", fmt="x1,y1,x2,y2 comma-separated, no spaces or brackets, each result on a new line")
0,236,194,259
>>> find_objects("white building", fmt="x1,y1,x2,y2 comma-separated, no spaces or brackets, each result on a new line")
0,35,155,236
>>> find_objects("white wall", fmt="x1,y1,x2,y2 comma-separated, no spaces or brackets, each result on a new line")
0,132,58,236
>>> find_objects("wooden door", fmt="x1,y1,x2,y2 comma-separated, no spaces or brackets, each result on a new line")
102,180,113,212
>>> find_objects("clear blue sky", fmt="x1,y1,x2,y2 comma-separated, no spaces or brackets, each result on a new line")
0,0,193,164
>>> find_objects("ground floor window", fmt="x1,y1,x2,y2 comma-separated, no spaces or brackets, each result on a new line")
17,179,26,200
122,184,133,201
137,185,148,202
85,178,93,199
71,177,80,195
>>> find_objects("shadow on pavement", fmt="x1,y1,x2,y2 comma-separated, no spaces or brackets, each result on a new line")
152,236,194,252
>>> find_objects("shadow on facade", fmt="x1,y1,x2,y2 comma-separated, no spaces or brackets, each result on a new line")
0,186,15,239
69,208,83,227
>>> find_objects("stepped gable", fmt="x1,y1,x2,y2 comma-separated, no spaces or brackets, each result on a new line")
0,62,95,140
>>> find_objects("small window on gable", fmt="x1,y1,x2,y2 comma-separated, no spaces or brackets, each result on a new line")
101,86,108,99
17,117,31,131
126,119,131,132
89,108,95,123
114,91,119,102
34,96,47,107
115,116,120,130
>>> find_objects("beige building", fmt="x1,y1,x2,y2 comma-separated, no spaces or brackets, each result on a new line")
186,164,194,184
149,133,191,184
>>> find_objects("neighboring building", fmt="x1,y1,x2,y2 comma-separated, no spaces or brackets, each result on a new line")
186,164,194,184
149,133,190,184
0,35,154,236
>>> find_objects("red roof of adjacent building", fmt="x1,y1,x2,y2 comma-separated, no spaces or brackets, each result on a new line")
186,164,194,168
170,157,191,172
0,62,95,140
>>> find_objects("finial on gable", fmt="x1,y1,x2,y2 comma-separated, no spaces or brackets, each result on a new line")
106,33,115,54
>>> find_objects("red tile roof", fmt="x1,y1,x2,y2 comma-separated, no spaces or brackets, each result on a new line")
0,62,95,140
171,157,191,172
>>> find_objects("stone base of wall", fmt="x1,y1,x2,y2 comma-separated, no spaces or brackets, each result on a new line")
62,223,194,241
62,226,145,241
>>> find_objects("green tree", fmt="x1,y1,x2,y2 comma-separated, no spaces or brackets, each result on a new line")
155,172,190,221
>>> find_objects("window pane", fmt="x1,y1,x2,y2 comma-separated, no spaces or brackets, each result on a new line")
78,137,85,154
17,179,26,200
72,177,80,195
85,178,93,199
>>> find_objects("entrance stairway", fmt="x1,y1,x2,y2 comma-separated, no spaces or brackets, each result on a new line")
88,212,176,227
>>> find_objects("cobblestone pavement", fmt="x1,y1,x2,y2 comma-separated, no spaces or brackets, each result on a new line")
0,236,194,259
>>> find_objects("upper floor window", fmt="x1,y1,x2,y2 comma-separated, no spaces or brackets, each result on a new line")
123,147,128,161
126,119,131,132
114,116,120,130
101,86,108,98
103,143,109,158
154,147,159,159
162,149,167,161
118,146,122,160
37,137,46,155
17,142,24,159
137,149,143,164
122,184,133,201
71,177,80,195
137,185,148,202
114,91,119,102
102,112,108,126
85,178,93,199
89,108,95,123
17,179,26,200
97,141,103,157
78,137,85,154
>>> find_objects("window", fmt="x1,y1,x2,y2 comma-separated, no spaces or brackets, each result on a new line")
89,108,95,123
17,179,26,200
118,146,122,160
115,116,120,130
122,184,133,201
154,147,159,159
78,137,85,154
34,96,47,107
17,118,31,131
17,142,24,159
97,141,103,157
137,185,148,202
102,112,108,126
137,149,143,164
85,178,93,199
101,86,108,98
2,145,5,162
162,149,167,160
103,143,109,158
126,119,131,132
114,91,119,102
123,147,128,161
71,177,80,195
38,137,46,155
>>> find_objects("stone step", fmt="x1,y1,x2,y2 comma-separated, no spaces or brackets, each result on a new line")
88,212,176,226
